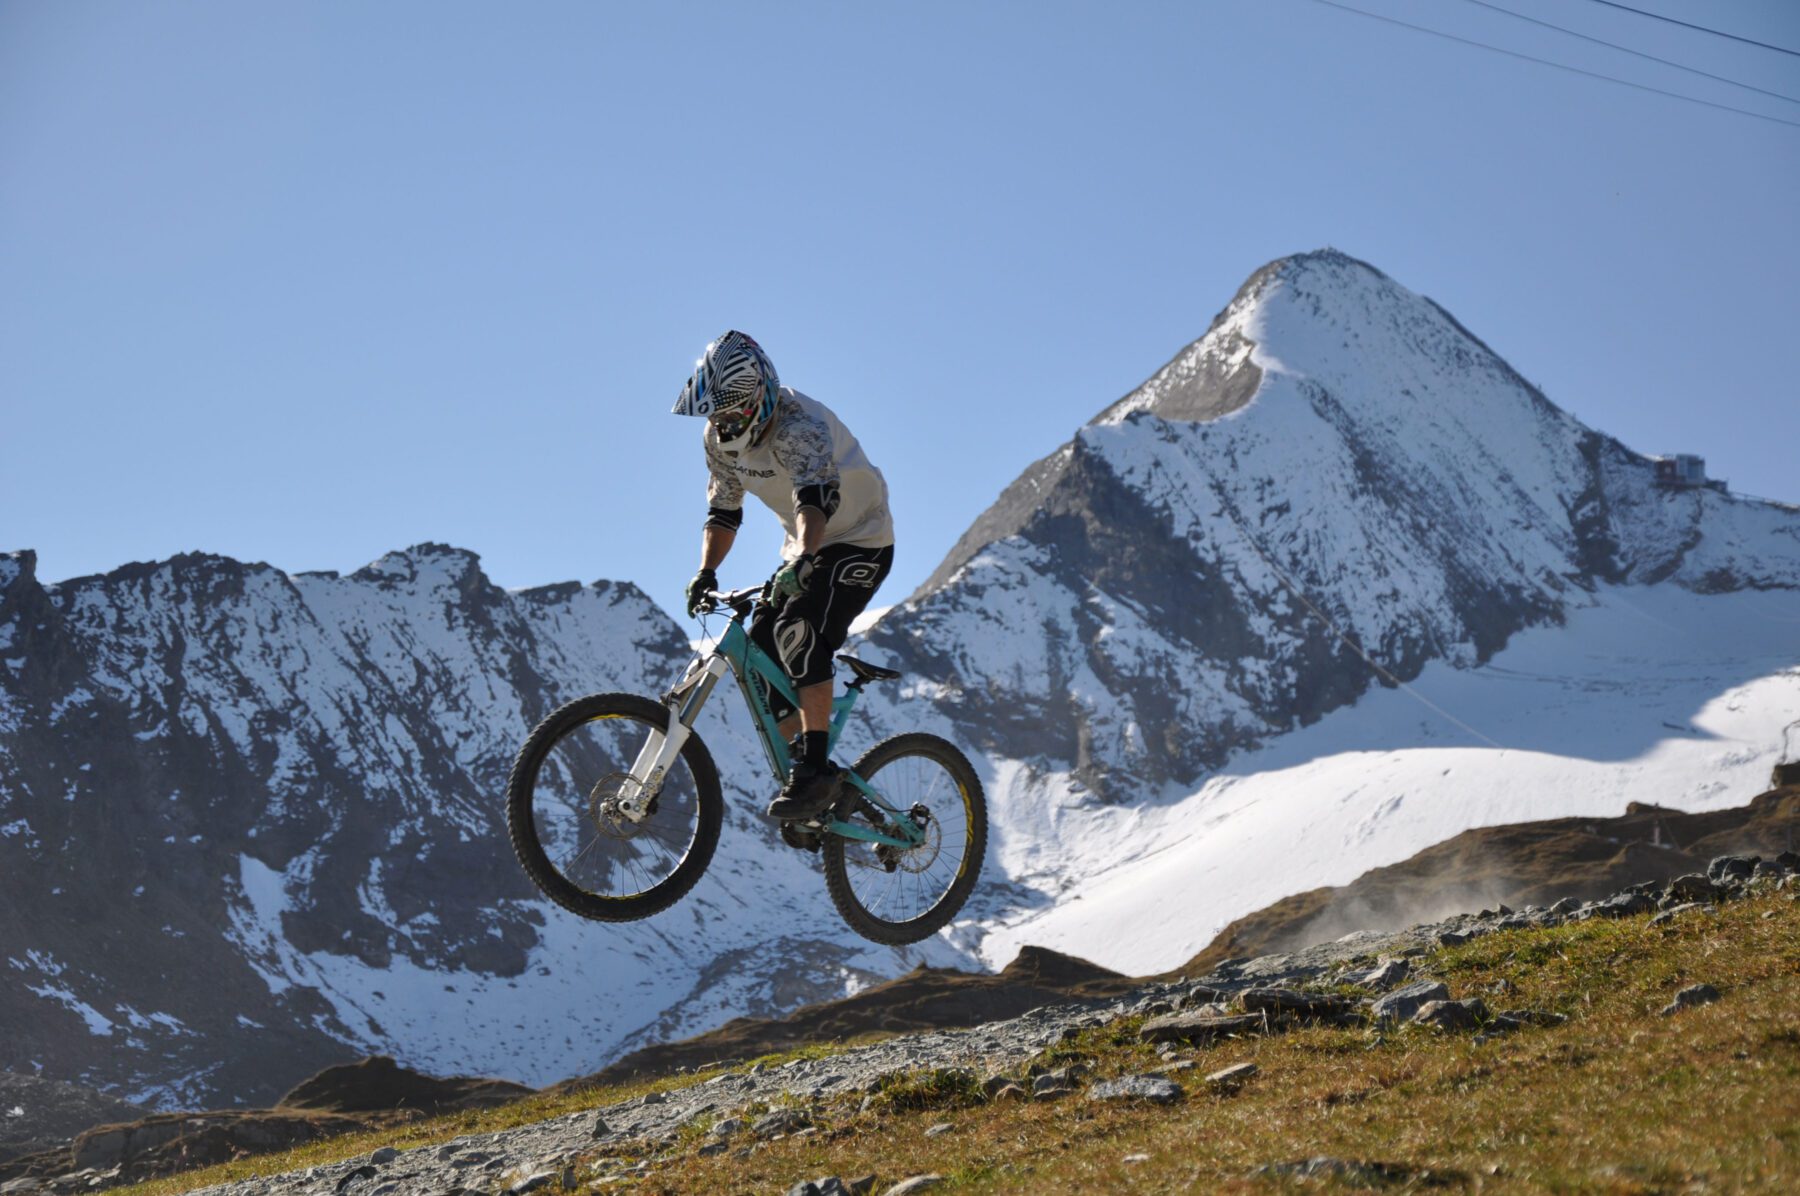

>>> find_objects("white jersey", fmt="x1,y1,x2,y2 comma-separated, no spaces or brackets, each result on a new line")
704,389,894,559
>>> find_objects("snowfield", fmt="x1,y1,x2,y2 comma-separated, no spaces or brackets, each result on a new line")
973,583,1800,976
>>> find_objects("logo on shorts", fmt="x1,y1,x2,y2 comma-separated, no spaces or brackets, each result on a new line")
776,622,815,676
836,562,882,588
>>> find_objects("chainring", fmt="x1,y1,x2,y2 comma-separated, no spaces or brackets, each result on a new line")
779,821,822,853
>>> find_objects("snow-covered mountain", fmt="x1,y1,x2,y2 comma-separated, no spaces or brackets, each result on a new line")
0,547,962,1107
852,248,1800,970
6,249,1798,1107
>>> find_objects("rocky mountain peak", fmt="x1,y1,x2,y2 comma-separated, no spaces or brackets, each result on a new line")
350,542,484,585
871,251,1800,802
918,249,1550,598
1093,246,1548,431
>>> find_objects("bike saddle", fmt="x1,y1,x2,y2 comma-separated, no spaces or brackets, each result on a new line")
837,655,902,685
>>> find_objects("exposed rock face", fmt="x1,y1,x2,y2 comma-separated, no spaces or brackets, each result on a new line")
0,1075,147,1163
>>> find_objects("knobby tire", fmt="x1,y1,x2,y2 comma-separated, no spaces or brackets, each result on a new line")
506,692,723,922
822,733,987,945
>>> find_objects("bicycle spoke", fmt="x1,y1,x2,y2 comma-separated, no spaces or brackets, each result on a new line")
525,712,706,900
564,833,605,872
830,737,987,934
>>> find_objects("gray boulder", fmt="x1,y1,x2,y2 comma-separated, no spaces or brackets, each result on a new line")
1138,1011,1265,1044
1370,981,1450,1024
752,1108,812,1139
1413,998,1488,1032
787,1179,851,1196
1668,874,1721,903
1239,988,1351,1019
1181,985,1228,1008
1659,983,1722,1017
1707,856,1756,886
1089,1075,1183,1105
1583,891,1655,919
1355,958,1411,990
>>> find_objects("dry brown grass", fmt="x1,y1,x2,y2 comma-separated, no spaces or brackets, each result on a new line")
608,892,1800,1193
122,891,1800,1194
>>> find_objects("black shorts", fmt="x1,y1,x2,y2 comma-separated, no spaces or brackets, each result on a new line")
750,543,894,701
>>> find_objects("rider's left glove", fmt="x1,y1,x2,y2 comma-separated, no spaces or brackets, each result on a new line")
685,568,718,616
772,553,816,598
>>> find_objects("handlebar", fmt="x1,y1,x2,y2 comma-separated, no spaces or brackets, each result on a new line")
696,585,764,620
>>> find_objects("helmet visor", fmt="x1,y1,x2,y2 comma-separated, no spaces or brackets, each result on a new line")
709,397,758,440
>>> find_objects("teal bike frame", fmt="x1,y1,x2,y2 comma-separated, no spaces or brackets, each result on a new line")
651,593,926,851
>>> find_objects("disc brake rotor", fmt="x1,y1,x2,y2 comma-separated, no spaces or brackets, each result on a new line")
588,772,648,841
873,805,941,874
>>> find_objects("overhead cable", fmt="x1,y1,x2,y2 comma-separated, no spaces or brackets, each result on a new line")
1304,0,1800,130
1579,0,1800,59
1195,465,1509,752
1461,0,1800,106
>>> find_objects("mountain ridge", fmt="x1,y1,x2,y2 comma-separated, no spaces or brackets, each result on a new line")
6,249,1800,1109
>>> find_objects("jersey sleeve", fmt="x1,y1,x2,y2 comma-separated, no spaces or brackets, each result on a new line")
771,404,842,519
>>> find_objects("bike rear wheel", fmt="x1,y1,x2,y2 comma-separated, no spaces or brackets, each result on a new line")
822,733,986,945
506,693,722,922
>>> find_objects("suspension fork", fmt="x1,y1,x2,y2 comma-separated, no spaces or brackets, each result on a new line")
613,653,727,822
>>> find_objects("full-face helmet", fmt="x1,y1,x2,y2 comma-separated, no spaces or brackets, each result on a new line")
671,330,780,451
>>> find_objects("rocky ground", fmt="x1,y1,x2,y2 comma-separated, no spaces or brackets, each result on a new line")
18,849,1787,1196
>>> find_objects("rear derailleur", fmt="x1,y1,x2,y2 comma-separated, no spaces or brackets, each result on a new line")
874,804,931,873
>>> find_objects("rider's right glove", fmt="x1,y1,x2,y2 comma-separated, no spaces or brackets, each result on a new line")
685,568,718,616
772,553,816,599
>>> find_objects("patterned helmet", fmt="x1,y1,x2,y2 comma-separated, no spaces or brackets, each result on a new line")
671,330,780,450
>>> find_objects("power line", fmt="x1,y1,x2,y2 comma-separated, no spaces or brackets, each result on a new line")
1304,0,1800,130
1579,0,1800,59
1461,0,1800,106
1197,465,1508,751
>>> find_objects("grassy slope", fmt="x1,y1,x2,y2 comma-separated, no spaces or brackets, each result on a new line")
637,891,1800,1193
129,890,1800,1194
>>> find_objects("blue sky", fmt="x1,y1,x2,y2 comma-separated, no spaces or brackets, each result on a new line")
5,0,1797,625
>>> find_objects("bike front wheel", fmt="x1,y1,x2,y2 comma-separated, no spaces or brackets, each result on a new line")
506,693,723,922
822,733,987,945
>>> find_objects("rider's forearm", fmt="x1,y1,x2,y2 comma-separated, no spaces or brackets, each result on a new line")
700,526,735,571
795,507,827,556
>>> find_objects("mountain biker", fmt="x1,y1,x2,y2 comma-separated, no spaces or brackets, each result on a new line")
672,330,895,823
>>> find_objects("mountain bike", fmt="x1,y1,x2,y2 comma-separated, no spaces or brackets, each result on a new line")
505,585,986,945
